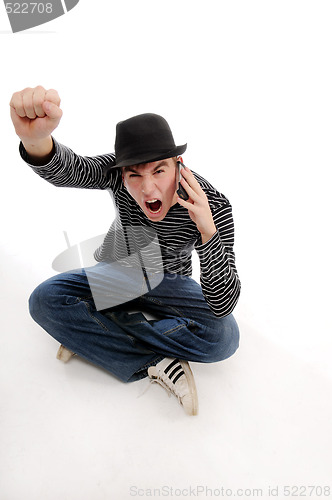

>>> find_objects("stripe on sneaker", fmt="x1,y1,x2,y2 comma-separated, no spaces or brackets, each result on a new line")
173,370,185,384
169,365,182,379
164,359,186,384
164,359,180,375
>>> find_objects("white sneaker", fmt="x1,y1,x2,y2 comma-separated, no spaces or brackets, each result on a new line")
56,345,75,363
148,358,198,415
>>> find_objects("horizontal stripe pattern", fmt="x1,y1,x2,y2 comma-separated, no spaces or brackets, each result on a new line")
20,139,241,317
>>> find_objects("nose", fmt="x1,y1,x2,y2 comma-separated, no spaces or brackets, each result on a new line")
141,175,155,196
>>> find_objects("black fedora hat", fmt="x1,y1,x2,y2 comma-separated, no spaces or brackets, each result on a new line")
109,113,187,169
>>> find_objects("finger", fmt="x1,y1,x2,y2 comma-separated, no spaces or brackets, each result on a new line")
22,87,37,119
45,88,61,107
177,196,200,214
180,176,201,203
9,91,26,117
9,105,27,137
177,195,192,207
42,100,63,121
33,85,47,117
180,165,202,192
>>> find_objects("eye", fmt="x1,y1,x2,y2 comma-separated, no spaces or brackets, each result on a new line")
154,169,164,175
129,173,140,178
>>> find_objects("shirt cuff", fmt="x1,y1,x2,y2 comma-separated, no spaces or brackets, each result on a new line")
19,137,57,167
195,229,220,251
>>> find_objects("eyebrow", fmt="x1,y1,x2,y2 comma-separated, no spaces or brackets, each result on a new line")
126,162,170,174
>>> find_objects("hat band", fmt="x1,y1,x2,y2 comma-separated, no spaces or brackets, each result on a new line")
116,147,176,162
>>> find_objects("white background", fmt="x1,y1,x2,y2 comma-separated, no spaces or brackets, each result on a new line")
1,1,332,499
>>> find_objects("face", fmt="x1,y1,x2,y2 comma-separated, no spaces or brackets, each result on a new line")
122,157,178,221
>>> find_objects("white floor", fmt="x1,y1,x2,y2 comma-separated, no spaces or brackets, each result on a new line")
1,247,332,500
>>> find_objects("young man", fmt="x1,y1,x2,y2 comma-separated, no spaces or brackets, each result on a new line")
10,86,241,416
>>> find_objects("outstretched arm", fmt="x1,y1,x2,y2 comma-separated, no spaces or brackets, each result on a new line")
10,85,117,191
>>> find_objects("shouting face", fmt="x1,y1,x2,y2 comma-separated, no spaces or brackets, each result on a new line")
122,157,178,221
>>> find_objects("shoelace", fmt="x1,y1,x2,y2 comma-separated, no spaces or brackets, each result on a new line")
138,359,186,400
157,370,183,393
138,375,172,399
138,371,182,400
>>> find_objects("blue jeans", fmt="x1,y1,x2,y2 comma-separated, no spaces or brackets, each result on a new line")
28,262,239,382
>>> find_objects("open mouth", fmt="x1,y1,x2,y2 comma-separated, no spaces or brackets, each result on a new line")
145,199,162,214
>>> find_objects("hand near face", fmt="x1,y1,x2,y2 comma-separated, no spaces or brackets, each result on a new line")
177,165,217,244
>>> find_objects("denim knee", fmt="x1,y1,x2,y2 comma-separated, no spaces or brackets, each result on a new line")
28,283,46,324
221,315,240,360
28,280,59,325
224,318,240,358
206,314,240,362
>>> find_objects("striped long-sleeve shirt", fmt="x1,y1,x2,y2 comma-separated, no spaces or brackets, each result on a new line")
20,139,241,317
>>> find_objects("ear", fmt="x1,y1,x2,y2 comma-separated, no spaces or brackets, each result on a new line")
177,155,183,164
121,168,126,187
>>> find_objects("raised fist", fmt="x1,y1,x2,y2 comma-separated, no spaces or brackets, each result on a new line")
10,85,62,143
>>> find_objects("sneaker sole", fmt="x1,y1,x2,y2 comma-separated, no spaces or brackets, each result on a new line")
56,345,75,363
180,360,198,416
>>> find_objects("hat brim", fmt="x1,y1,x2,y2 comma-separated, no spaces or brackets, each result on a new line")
111,143,187,169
